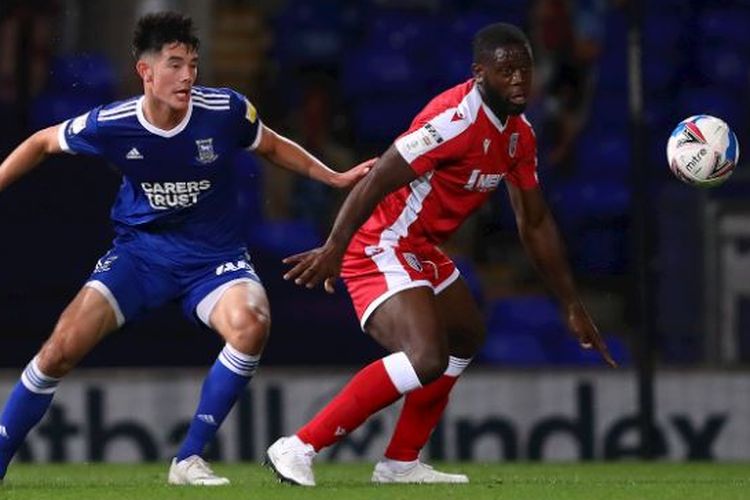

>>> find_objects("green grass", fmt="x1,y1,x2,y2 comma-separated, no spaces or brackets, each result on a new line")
1,462,748,500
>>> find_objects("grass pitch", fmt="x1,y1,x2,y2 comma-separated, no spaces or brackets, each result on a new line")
1,462,747,500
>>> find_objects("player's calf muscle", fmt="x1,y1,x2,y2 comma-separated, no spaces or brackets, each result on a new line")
36,340,80,377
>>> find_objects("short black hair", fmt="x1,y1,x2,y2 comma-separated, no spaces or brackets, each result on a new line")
132,11,199,59
472,23,531,63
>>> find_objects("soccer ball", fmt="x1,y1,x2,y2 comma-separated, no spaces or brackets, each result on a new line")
666,115,740,187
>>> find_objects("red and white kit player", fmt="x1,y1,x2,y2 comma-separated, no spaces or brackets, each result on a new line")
345,78,539,325
267,23,616,487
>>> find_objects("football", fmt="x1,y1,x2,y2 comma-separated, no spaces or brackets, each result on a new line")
666,115,740,187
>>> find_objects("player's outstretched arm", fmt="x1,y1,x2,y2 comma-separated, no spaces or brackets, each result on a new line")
253,124,372,188
0,125,63,193
506,183,617,367
283,144,417,293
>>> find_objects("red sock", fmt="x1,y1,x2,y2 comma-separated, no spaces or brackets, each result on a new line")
298,359,403,451
384,374,458,461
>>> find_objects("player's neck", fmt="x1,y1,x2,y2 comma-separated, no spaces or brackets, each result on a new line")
142,95,188,130
476,83,509,124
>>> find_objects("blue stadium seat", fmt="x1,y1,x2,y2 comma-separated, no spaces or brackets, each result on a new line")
643,15,685,53
29,91,99,129
482,294,630,365
699,8,750,48
595,51,628,93
272,0,361,67
546,177,631,275
479,332,549,365
29,53,116,128
47,53,116,98
365,10,441,52
550,333,630,366
677,88,744,133
350,94,426,143
429,44,472,90
341,44,426,99
571,223,629,274
642,56,679,94
247,219,322,257
485,296,567,344
575,130,631,183
452,255,485,308
645,0,693,16
445,10,498,46
696,46,749,92
588,89,630,131
548,179,630,227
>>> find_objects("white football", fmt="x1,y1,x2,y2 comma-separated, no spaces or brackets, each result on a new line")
666,115,740,187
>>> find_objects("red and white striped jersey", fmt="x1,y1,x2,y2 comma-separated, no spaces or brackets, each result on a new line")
359,79,539,247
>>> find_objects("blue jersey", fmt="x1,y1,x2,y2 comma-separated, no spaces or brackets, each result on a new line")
58,86,261,259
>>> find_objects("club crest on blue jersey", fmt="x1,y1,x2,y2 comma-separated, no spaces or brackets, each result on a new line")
195,138,218,164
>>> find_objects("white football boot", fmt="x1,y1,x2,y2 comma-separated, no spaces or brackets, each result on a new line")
168,455,230,486
372,459,469,484
265,435,317,486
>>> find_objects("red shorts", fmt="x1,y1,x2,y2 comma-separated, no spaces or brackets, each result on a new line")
341,232,461,329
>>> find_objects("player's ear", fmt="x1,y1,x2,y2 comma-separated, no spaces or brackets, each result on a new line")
471,62,484,84
136,59,153,83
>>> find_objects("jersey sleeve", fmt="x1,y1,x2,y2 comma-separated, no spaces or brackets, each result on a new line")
505,121,540,190
58,108,104,156
227,89,262,150
394,108,469,176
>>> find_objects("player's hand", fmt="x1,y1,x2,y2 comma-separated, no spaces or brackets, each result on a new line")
282,242,345,294
330,157,376,189
565,302,618,368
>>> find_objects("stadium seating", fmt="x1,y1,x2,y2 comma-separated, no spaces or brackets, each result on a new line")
481,295,630,366
247,218,323,257
29,53,116,129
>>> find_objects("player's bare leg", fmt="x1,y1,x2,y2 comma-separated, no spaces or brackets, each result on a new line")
170,281,270,486
209,281,270,355
0,286,118,480
374,279,481,483
37,286,120,376
267,287,451,486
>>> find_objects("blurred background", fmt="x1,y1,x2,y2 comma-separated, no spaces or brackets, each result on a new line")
1,0,750,463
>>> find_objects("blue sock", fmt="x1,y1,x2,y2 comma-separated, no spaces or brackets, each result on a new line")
175,344,258,461
0,357,60,478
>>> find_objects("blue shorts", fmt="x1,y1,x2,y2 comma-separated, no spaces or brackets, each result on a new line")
84,242,262,328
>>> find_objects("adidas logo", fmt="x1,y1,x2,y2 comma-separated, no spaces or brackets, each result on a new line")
0,425,8,439
126,147,143,160
334,426,347,437
197,414,217,426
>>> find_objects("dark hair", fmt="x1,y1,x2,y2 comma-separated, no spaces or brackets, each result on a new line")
132,11,199,59
472,23,531,63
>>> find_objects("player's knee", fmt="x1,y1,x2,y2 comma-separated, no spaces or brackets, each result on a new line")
409,347,449,385
224,305,270,353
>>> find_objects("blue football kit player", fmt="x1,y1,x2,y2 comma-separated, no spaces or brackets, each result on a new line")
0,12,370,485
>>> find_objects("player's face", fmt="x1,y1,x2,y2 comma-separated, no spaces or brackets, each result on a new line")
142,42,198,111
473,43,533,118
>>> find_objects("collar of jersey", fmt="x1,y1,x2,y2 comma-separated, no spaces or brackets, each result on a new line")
135,96,193,138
